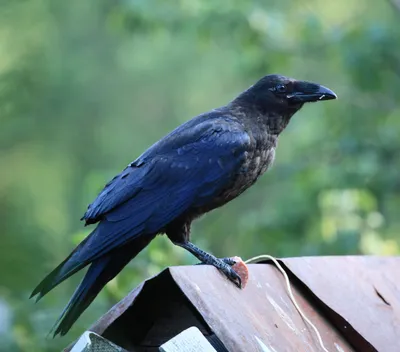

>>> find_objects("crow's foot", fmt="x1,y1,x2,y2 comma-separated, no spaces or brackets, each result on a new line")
175,241,242,288
195,256,236,266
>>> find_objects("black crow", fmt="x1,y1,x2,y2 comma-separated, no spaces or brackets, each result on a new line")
31,74,336,336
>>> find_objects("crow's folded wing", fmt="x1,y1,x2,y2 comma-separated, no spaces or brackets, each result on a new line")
78,118,250,259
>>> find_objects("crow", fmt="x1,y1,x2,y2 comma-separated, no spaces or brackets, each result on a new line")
31,74,336,336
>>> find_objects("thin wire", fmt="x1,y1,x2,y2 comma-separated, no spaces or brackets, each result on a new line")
245,255,330,352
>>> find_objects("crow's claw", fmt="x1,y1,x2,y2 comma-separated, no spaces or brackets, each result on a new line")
175,242,242,288
195,256,236,266
193,257,241,288
219,261,242,288
220,257,237,266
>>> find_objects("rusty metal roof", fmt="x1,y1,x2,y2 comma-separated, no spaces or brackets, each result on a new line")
281,256,400,351
65,256,400,352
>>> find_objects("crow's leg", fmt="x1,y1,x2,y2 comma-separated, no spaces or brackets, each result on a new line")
219,257,237,266
175,241,242,288
195,257,236,266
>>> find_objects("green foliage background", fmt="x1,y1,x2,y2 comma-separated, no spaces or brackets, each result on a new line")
1,0,399,350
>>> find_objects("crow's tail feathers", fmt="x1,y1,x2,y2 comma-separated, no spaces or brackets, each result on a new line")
52,234,155,337
30,234,93,302
31,234,155,337
50,254,115,337
52,236,154,337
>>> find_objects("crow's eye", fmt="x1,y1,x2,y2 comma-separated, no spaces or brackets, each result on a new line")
276,84,286,93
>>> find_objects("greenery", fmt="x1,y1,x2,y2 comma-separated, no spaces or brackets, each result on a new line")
1,0,399,350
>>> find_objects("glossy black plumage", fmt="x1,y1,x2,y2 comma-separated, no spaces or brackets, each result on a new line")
31,74,336,336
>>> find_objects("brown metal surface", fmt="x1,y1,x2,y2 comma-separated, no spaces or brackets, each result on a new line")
171,264,354,352
65,256,400,352
281,256,400,352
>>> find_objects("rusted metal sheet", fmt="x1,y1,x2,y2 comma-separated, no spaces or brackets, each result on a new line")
170,264,354,352
65,256,400,352
280,256,400,352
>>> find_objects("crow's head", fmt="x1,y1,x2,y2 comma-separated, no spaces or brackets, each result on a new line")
235,74,337,116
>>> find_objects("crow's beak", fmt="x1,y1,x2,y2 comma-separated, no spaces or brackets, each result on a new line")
288,82,337,104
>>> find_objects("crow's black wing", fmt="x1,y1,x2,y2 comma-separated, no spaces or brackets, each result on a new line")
79,117,250,256
31,117,250,299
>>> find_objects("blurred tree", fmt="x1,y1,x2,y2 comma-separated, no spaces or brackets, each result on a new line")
0,0,399,350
